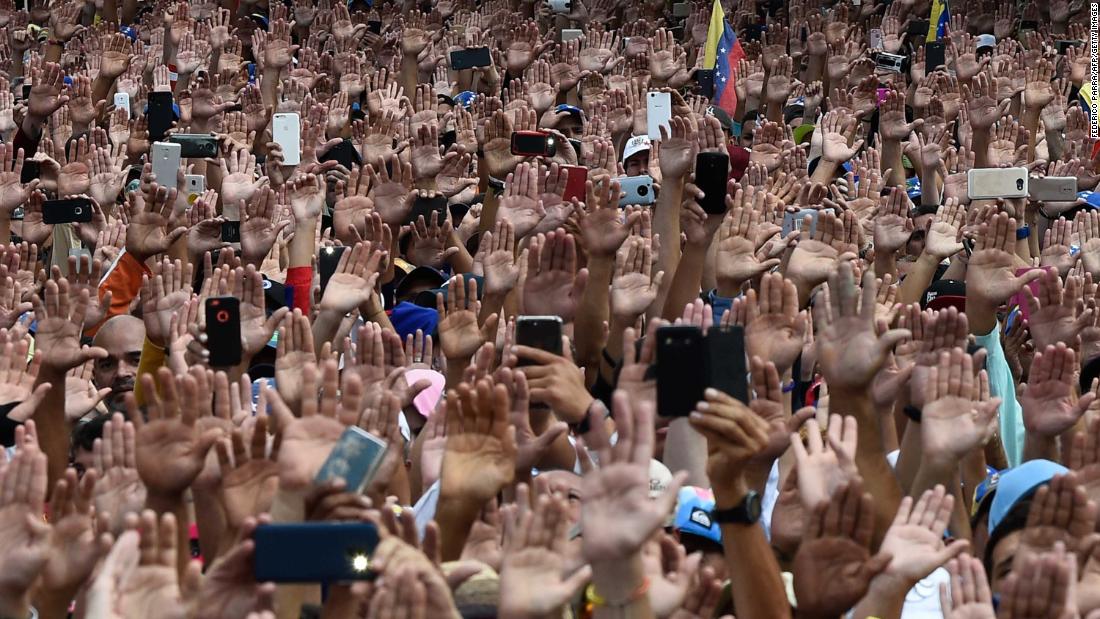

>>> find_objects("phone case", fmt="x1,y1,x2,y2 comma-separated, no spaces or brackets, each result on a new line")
561,28,584,42
706,326,749,403
925,42,946,71
42,198,94,224
150,142,182,190
147,92,174,143
273,113,302,166
406,195,448,226
449,47,491,70
1029,177,1077,202
616,175,656,206
646,91,672,140
657,326,706,417
869,28,883,49
169,134,219,158
205,296,242,367
253,523,380,582
113,92,130,119
318,140,363,169
695,152,729,214
515,316,563,365
315,427,389,492
319,246,347,293
221,221,241,243
562,165,587,203
510,131,556,157
782,209,821,236
967,168,1028,200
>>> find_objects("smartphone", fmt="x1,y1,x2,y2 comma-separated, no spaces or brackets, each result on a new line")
515,315,563,366
147,91,175,143
449,47,491,70
318,245,347,293
150,142,182,190
184,174,204,205
707,325,749,403
318,139,363,170
695,69,715,98
547,0,571,13
568,138,583,161
367,20,382,34
19,160,40,185
1020,20,1039,31
782,208,823,236
561,28,584,42
646,91,672,141
221,220,241,243
1056,40,1082,54
656,325,706,417
925,41,946,72
672,2,689,17
42,197,94,224
562,165,587,203
113,92,131,119
869,28,883,49
253,522,380,582
510,131,557,157
907,19,930,36
315,426,389,493
1007,267,1052,322
873,52,908,73
205,296,242,367
616,175,656,207
968,167,1028,200
695,152,730,215
1029,177,1077,202
406,194,448,226
168,133,219,158
272,113,302,166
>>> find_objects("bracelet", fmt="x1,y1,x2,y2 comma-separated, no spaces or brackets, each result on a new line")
585,577,650,609
781,380,797,393
1016,226,1030,240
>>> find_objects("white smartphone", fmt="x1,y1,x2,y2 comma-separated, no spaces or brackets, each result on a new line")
185,174,205,204
967,167,1028,200
1028,177,1077,202
646,91,672,141
561,28,584,42
272,113,301,166
113,92,130,120
869,28,884,50
150,142,181,190
547,0,571,13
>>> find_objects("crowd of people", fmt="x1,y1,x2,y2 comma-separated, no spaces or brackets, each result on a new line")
0,0,1096,617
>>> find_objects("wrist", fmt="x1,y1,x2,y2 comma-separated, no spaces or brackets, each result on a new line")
0,589,30,619
559,393,594,424
712,471,749,510
144,490,184,514
590,552,648,602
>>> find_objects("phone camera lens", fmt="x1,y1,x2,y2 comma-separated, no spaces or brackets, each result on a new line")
638,185,649,197
216,310,230,323
73,207,83,215
1016,179,1024,191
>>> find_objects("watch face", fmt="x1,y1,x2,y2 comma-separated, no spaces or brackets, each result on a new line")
745,491,762,522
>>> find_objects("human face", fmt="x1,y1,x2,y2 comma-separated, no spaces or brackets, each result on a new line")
988,529,1021,597
537,470,583,524
624,152,649,177
93,327,144,410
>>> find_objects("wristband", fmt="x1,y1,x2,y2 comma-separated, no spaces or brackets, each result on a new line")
781,380,797,393
585,578,650,609
1016,226,1030,240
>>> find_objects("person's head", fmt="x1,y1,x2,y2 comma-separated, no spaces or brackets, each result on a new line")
622,135,651,177
91,315,145,411
552,105,585,139
672,486,728,580
536,469,584,524
70,413,109,476
739,110,759,148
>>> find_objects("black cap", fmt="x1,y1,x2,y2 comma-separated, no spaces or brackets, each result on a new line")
921,278,966,312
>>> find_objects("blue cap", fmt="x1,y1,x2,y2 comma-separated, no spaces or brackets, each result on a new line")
906,175,922,199
970,466,1000,518
1080,191,1100,208
988,459,1068,535
119,26,137,41
554,104,584,120
453,91,477,108
389,301,439,342
673,487,721,544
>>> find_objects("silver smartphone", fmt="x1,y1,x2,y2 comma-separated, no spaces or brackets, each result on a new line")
616,175,656,207
783,208,832,236
1028,177,1077,202
646,91,672,141
968,167,1028,200
150,141,181,190
561,28,584,42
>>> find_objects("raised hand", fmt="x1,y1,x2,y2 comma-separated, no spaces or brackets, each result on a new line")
318,242,384,316
497,162,546,239
274,309,316,415
610,236,663,322
231,265,290,361
0,432,51,619
580,177,637,259
91,413,147,535
126,183,188,262
790,414,859,510
437,274,496,362
522,230,586,321
440,377,518,504
939,554,996,619
40,467,106,600
33,278,107,371
877,486,968,588
215,419,280,535
240,187,290,267
141,258,195,348
1021,344,1095,439
921,348,1000,462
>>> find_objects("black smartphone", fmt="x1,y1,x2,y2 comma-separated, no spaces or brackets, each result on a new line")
695,152,730,215
253,522,380,582
907,19,929,36
450,47,492,70
510,131,557,157
21,84,30,100
515,315,563,366
367,20,382,34
318,245,347,294
706,325,749,403
406,194,448,225
656,326,706,417
147,91,175,143
568,138,583,162
19,160,40,185
1019,20,1039,31
1056,39,1080,54
695,68,715,98
168,133,219,158
205,296,242,368
221,220,241,243
318,139,363,170
925,41,946,72
42,198,94,224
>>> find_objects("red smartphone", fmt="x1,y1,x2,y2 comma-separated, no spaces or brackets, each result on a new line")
562,165,587,203
510,131,557,157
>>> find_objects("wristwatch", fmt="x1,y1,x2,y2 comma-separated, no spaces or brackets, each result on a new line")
711,490,762,525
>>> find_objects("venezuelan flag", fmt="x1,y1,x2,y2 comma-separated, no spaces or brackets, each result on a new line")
927,0,949,42
703,0,746,115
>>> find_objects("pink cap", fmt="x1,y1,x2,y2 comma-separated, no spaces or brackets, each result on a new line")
406,369,446,418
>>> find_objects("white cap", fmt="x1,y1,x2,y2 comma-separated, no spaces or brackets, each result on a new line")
976,34,996,49
622,135,652,162
649,459,673,499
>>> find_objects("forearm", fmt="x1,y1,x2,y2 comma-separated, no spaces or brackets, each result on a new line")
661,241,707,321
662,419,710,487
881,140,906,187
717,480,792,619
33,368,67,490
873,250,898,281
1023,432,1059,462
400,55,419,109
838,388,903,545
851,576,907,619
591,554,655,619
310,310,344,357
92,76,117,107
651,178,684,313
144,490,192,577
261,68,281,110
809,158,839,185
446,231,474,274
289,220,317,268
437,495,483,561
972,130,991,170
1021,108,1041,162
897,252,941,305
920,167,940,207
575,256,613,369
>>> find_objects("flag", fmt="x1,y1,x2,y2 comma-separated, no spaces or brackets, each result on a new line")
703,0,745,115
927,0,949,42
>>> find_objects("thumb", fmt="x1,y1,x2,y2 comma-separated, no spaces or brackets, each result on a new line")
80,346,109,363
532,421,568,453
874,328,911,356
861,551,893,580
165,226,188,245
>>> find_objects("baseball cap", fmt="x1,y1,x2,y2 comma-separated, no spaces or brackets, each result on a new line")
622,135,652,162
970,466,1001,519
705,105,733,133
396,266,447,301
988,459,1068,535
976,34,996,49
649,459,673,499
407,369,446,418
792,123,815,144
389,301,439,342
413,274,484,308
673,486,721,545
554,104,585,122
921,279,966,312
453,91,477,108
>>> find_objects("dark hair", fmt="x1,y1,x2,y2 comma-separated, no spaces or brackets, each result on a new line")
71,413,110,453
983,497,1033,576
